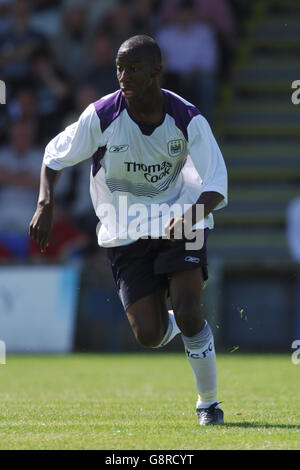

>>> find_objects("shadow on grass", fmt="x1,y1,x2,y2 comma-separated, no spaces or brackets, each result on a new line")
223,422,300,430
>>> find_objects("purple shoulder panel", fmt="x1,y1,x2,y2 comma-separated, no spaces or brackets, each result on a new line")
93,89,125,133
163,90,201,141
92,145,107,177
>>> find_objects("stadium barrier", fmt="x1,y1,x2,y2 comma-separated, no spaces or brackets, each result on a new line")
0,265,80,353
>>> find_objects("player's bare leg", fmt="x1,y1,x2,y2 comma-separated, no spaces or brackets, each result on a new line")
169,268,205,336
126,288,175,348
169,268,224,425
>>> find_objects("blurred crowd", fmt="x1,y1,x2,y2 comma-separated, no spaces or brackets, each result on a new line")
0,0,251,263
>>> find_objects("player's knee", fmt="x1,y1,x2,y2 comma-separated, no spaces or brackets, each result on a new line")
134,326,163,348
173,295,202,334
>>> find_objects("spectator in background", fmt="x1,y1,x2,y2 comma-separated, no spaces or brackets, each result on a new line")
7,87,40,146
86,0,117,32
0,0,12,38
8,86,37,125
30,46,72,145
195,0,236,79
131,0,158,36
286,198,300,340
51,0,91,85
0,0,47,93
156,0,219,123
64,84,98,127
100,0,135,52
0,0,8,149
160,0,236,80
30,0,62,38
161,0,235,38
82,33,119,98
0,121,41,259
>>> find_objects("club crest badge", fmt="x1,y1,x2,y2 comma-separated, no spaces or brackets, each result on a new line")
168,139,185,157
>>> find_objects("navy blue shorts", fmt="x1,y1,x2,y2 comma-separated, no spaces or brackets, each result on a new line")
105,228,209,311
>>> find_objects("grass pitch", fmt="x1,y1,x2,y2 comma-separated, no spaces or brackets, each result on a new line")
0,353,299,450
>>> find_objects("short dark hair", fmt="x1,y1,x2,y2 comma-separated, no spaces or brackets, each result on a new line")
118,35,162,65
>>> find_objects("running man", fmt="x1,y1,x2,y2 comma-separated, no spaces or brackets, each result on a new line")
29,35,228,425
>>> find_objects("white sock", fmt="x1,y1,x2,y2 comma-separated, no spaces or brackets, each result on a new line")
153,310,181,348
182,321,218,409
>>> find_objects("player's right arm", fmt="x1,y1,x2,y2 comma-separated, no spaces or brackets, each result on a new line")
29,103,102,252
29,163,61,252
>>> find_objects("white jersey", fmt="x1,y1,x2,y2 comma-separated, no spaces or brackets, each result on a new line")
44,89,228,247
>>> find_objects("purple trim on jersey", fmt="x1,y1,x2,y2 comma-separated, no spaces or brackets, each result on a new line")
126,112,166,136
93,88,201,140
123,89,201,139
163,89,201,141
93,90,126,133
92,145,107,177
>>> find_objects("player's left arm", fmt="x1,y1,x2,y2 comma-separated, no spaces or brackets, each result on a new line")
188,190,225,224
165,191,224,240
165,115,228,239
186,114,228,216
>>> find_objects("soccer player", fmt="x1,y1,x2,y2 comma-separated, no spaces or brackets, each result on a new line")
29,35,228,425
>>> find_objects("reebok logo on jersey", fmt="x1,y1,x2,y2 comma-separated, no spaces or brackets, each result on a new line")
109,144,129,153
185,256,200,263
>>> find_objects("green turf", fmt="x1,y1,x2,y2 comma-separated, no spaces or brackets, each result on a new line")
0,353,299,450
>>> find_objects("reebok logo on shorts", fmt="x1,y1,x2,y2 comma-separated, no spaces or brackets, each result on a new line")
185,256,200,263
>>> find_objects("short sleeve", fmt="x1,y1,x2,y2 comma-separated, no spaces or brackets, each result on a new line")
187,115,228,210
44,104,102,170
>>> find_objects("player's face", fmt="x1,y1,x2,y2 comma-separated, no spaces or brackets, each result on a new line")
116,50,157,100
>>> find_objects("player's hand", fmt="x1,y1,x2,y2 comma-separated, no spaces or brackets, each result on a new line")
29,204,53,252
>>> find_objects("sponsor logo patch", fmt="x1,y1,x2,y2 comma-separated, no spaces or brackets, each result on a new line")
168,139,185,157
124,161,172,183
